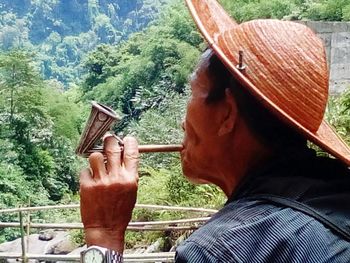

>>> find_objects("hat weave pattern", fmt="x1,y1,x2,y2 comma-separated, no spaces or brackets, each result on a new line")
217,20,328,132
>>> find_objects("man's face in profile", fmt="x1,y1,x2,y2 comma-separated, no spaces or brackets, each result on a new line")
181,53,231,186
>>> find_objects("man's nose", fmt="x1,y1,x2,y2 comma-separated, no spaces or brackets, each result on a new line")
181,120,186,131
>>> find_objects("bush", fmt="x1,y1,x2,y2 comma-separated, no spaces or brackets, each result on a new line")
326,87,350,142
220,0,350,22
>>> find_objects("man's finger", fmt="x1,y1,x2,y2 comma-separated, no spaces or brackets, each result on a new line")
89,152,106,180
123,136,139,176
79,168,93,185
104,135,122,175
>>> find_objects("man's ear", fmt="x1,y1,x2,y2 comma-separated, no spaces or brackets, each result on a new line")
218,89,238,136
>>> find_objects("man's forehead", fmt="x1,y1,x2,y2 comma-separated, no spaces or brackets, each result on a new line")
197,49,212,71
189,66,209,88
190,50,212,84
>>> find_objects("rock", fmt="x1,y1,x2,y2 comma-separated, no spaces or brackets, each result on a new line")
144,238,162,253
0,230,80,263
56,245,86,263
67,245,86,255
52,237,78,255
39,230,56,241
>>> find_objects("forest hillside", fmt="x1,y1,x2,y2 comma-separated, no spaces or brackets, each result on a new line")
0,0,170,85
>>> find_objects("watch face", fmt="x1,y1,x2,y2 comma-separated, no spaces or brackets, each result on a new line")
83,248,105,263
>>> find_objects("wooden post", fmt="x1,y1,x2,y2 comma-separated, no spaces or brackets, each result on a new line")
19,211,27,263
26,204,30,254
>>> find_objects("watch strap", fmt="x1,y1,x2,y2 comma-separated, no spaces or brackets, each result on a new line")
107,249,123,263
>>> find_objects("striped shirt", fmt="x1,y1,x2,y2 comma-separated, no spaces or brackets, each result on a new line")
176,200,350,262
175,149,350,262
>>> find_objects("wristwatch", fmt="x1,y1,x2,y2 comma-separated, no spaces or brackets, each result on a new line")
81,245,123,263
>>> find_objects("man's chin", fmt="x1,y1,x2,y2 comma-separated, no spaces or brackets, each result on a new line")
187,177,210,184
182,167,210,184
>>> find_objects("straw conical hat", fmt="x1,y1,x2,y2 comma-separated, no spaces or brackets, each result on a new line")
185,0,350,165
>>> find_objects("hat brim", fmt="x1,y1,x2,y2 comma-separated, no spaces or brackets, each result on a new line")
186,0,350,166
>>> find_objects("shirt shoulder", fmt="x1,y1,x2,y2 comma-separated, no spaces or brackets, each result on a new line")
176,199,350,263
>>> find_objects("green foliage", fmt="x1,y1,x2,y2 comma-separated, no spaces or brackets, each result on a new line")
125,90,187,169
70,229,85,247
127,164,224,249
0,0,172,86
0,162,30,207
220,0,295,22
82,1,201,129
125,231,164,250
342,4,350,20
1,0,350,89
0,50,83,207
163,3,203,47
219,0,350,22
326,88,350,143
0,12,30,50
0,141,51,242
301,0,350,21
43,81,86,141
0,46,85,241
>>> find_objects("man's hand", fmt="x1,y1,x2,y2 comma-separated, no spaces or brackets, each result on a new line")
79,136,139,253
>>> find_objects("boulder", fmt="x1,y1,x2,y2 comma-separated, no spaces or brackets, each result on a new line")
52,238,78,255
0,230,80,263
38,230,56,241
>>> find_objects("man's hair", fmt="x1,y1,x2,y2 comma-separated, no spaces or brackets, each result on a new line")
205,50,306,149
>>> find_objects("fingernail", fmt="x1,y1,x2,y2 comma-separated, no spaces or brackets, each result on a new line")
102,132,114,141
113,135,124,146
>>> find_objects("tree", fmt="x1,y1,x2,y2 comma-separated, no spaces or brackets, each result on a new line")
0,50,44,133
0,50,82,202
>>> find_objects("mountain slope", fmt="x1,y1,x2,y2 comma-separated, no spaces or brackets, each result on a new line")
0,0,170,85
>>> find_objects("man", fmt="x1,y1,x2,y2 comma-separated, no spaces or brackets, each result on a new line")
79,0,350,262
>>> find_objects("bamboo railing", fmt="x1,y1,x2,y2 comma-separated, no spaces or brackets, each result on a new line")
0,204,218,262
